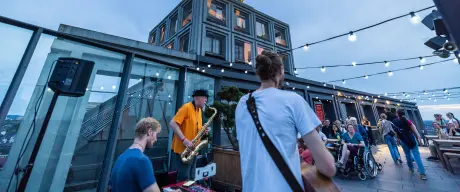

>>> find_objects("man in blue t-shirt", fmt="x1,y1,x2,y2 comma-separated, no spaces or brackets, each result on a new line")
110,118,179,192
336,124,365,168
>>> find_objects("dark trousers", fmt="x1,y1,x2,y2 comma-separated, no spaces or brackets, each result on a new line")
170,151,197,181
366,127,375,145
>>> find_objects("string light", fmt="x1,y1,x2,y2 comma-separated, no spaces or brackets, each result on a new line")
410,12,420,24
424,90,427,94
221,69,224,73
348,32,357,42
249,61,252,65
419,57,426,63
388,71,393,76
384,93,388,96
419,65,424,70
385,61,390,67
196,67,200,70
294,68,298,74
156,72,159,76
321,66,326,72
283,5,435,53
342,80,346,84
323,83,327,87
444,88,448,93
229,63,233,66
352,62,357,67
208,64,211,68
202,69,205,72
245,70,248,73
454,58,459,63
364,75,369,79
448,98,450,100
303,44,309,51
307,86,310,89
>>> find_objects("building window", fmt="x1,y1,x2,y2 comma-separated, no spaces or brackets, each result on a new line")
257,46,271,55
167,42,174,49
235,40,252,64
150,32,156,45
207,0,226,26
256,19,269,40
275,27,286,46
234,9,249,34
170,14,178,37
180,33,190,52
182,1,192,27
278,52,290,72
204,32,225,59
159,24,166,44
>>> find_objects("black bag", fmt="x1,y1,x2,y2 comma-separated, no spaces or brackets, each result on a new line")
246,93,306,192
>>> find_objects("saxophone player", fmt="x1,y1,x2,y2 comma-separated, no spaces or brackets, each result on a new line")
169,89,209,181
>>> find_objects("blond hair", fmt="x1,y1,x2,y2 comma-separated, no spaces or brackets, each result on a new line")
135,117,161,137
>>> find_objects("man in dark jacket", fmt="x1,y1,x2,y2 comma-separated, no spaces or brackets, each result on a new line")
385,108,398,122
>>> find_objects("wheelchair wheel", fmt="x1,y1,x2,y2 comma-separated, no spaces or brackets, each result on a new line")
377,163,383,171
364,151,378,178
358,171,367,180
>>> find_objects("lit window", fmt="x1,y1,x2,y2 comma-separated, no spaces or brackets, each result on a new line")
167,42,174,49
159,24,166,44
204,32,225,58
207,0,226,25
257,46,271,55
256,19,269,40
234,9,249,34
275,27,286,46
182,1,192,27
278,52,290,72
170,14,178,37
235,40,252,64
150,33,156,45
180,33,190,52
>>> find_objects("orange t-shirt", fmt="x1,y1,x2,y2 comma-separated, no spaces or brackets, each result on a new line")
171,102,203,154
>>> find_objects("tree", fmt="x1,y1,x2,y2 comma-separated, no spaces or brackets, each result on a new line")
205,86,244,151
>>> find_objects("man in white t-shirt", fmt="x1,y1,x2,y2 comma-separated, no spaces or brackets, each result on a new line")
235,51,336,192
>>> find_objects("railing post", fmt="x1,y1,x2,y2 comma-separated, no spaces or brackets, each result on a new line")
97,53,134,192
0,28,42,126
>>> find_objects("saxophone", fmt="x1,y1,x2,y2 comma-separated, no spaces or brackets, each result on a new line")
180,104,218,163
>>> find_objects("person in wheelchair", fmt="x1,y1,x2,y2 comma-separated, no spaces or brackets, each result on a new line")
336,124,365,169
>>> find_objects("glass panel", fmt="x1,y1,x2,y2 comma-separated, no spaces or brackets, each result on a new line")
0,24,33,170
205,32,225,58
278,53,290,72
170,14,178,37
182,1,192,27
159,25,166,44
113,57,179,175
257,46,272,55
275,27,286,46
0,33,125,191
0,23,33,107
150,33,156,45
235,40,251,64
256,20,269,40
207,0,226,25
180,33,190,52
234,9,249,34
184,72,215,105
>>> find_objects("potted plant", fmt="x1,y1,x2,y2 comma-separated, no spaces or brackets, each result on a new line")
205,86,244,190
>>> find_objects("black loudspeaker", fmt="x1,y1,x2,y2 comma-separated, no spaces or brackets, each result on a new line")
434,19,449,36
424,36,448,50
48,57,95,97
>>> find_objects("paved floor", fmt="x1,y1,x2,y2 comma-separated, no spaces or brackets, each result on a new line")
334,145,460,192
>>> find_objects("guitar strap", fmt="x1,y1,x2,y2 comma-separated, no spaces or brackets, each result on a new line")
246,93,305,192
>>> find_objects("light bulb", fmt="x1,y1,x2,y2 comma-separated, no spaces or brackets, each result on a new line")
364,75,369,79
352,62,357,67
168,75,171,79
248,61,252,65
307,86,310,89
112,85,116,90
348,32,357,42
221,69,224,73
448,98,450,100
202,69,205,72
434,99,437,102
384,93,388,96
245,70,248,73
323,83,327,87
419,65,424,70
385,61,390,67
321,66,326,72
156,72,159,76
448,93,451,95
100,86,104,90
196,67,200,70
294,68,298,74
423,91,427,94
303,44,309,51
342,80,346,84
388,71,393,76
410,12,420,24
443,88,448,93
139,78,143,81
454,58,458,64
419,57,426,64
229,63,233,66
432,94,436,97
429,97,432,100
208,64,211,68
421,99,424,102
292,87,295,90
418,95,420,97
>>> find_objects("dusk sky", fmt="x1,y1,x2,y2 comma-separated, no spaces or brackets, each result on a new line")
1,0,459,119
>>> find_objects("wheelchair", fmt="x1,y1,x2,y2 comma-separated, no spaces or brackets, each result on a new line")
334,143,383,180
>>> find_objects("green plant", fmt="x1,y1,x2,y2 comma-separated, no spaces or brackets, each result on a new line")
205,86,244,151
